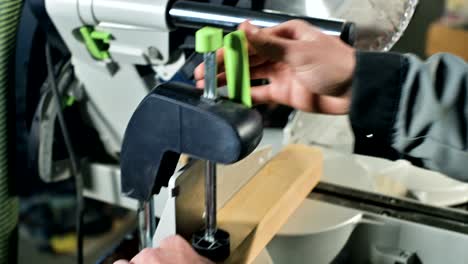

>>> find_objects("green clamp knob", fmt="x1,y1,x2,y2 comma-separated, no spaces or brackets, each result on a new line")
195,27,223,53
224,30,252,107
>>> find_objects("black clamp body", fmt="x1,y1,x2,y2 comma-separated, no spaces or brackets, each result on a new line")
120,82,263,201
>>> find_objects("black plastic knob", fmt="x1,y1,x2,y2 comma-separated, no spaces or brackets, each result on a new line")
191,228,230,262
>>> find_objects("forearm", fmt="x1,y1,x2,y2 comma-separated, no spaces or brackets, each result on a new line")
350,51,468,182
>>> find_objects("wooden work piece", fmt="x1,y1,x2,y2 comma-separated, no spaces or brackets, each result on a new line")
219,145,322,263
175,147,273,239
175,144,322,263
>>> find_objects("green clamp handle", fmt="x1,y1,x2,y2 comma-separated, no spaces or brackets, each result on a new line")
195,27,252,107
224,30,252,107
195,27,223,53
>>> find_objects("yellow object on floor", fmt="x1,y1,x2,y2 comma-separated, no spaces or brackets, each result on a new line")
50,233,77,254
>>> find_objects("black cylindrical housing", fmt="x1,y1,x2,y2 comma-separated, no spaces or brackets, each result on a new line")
168,0,356,45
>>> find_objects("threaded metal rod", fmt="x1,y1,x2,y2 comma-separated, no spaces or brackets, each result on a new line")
205,161,217,241
202,49,218,241
203,52,218,100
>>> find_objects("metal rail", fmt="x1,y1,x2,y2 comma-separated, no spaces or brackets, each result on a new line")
169,1,356,45
310,182,468,235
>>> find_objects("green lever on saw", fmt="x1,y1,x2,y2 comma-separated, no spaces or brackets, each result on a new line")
79,26,111,60
224,30,252,107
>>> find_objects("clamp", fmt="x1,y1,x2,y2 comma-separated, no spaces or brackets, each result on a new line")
120,26,261,262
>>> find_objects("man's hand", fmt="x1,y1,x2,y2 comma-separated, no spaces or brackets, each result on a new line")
114,235,213,264
194,20,356,114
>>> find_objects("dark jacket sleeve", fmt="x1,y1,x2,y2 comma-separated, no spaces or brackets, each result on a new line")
350,51,468,182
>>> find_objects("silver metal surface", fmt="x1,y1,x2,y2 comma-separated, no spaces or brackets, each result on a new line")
138,199,157,249
169,1,346,37
264,0,419,51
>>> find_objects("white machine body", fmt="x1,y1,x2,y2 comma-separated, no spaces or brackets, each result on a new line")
45,0,178,158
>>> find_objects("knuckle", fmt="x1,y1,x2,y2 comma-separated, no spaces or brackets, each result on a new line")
172,235,187,247
289,19,308,28
139,248,154,256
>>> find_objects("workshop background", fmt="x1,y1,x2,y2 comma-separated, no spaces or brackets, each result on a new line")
0,0,467,263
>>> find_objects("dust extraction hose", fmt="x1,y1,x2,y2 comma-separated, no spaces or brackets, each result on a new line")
0,0,22,263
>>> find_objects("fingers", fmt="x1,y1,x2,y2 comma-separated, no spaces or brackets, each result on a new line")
194,49,225,81
160,235,189,250
195,56,268,88
121,235,215,264
250,84,272,104
113,260,130,264
195,20,322,81
264,20,322,41
194,63,203,81
196,62,272,89
197,78,273,105
130,248,162,264
249,55,269,69
196,80,203,89
195,53,266,83
160,235,214,264
249,63,275,80
239,22,299,64
196,72,226,89
311,95,350,115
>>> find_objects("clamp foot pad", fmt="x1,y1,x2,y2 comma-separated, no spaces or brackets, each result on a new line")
191,228,230,262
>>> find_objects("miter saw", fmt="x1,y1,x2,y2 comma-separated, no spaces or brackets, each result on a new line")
16,0,355,260
17,0,355,191
15,0,468,263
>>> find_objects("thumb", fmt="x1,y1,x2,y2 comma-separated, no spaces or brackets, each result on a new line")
240,22,293,62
